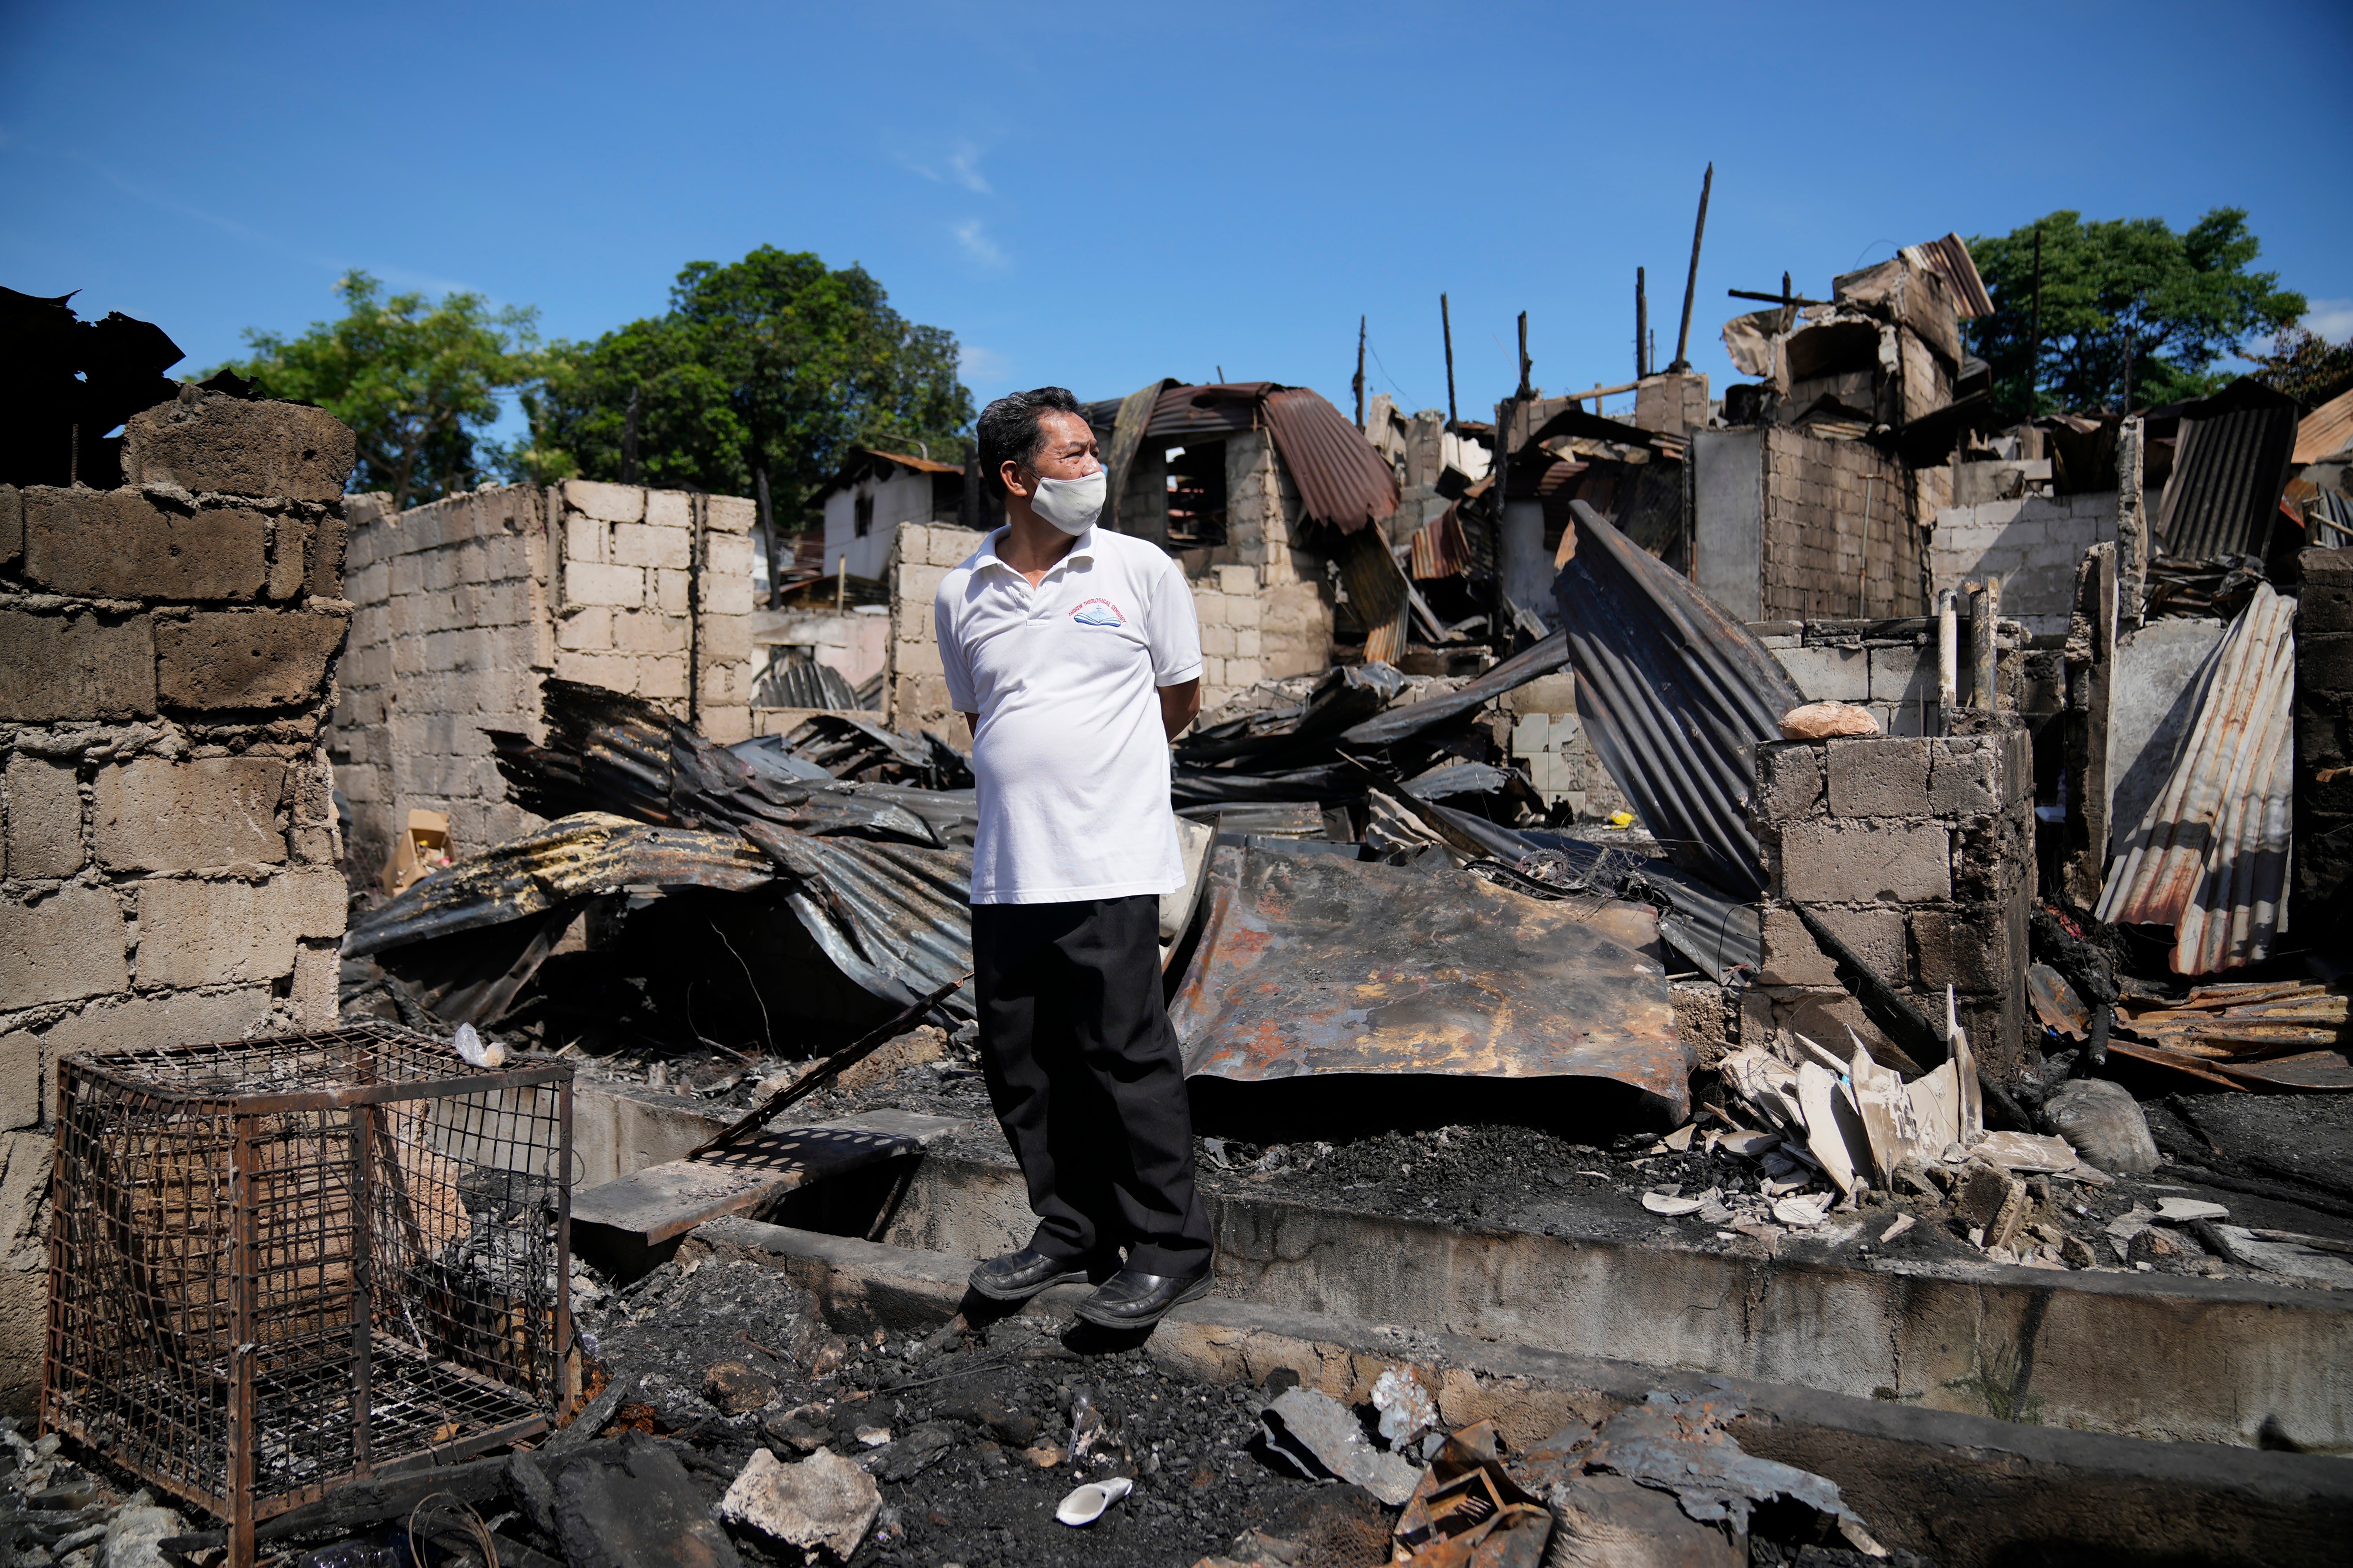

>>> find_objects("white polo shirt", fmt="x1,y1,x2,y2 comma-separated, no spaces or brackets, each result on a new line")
935,525,1202,905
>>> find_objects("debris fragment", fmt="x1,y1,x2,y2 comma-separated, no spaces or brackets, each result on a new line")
1579,1390,1886,1555
1371,1367,1438,1450
1259,1388,1420,1506
1779,701,1880,739
1054,1475,1134,1527
1393,1421,1553,1566
718,1447,881,1561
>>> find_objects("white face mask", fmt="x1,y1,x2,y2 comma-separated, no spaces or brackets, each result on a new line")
1027,467,1106,535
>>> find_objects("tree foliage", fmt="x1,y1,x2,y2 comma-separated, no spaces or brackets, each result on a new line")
222,272,540,511
1964,209,2305,419
521,247,973,518
2253,323,2353,411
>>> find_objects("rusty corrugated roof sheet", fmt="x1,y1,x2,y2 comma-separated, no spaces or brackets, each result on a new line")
1902,233,1993,319
1261,386,1401,533
1167,843,1692,1120
1551,500,1800,899
2155,378,2300,560
2097,581,2295,974
2295,385,2353,465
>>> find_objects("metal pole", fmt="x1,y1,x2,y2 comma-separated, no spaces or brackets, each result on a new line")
1354,316,1366,431
1937,589,1958,734
1516,312,1533,400
2026,225,2043,418
1636,267,1649,380
1440,293,1458,426
1668,162,1713,372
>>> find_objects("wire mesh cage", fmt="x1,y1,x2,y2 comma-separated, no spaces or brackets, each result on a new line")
42,1022,573,1557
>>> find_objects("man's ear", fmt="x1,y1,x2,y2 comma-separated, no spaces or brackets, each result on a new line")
1000,461,1033,500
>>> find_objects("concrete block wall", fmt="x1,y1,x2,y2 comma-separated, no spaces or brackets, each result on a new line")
1760,623,1987,739
335,479,758,872
1503,672,1631,820
2296,547,2353,930
1749,724,2034,1086
0,387,357,1415
1931,492,2124,637
883,521,987,732
1760,429,1917,622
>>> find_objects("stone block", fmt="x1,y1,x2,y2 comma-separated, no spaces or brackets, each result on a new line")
645,490,693,529
1758,903,1907,986
612,522,692,570
94,757,287,872
1752,742,1824,826
308,509,349,599
5,756,83,881
22,488,268,600
39,987,274,1063
1825,738,1933,818
123,392,356,501
1780,818,1951,902
566,561,644,608
566,479,644,523
155,609,348,710
0,887,127,1006
0,610,156,722
135,870,344,988
267,515,311,600
1778,645,1869,703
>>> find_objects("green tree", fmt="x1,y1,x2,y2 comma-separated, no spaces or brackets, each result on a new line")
523,246,973,571
2253,322,2353,410
1965,209,2305,419
222,272,541,511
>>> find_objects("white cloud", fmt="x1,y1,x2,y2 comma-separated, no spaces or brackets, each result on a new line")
947,142,991,194
2303,298,2353,342
959,344,1010,383
952,219,1004,267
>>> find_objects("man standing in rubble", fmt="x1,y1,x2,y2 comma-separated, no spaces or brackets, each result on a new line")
935,385,1215,1328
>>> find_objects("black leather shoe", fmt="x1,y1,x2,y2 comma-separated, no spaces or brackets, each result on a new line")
1071,1263,1213,1328
967,1247,1091,1303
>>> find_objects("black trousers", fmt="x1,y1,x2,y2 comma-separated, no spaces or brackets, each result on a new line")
969,895,1213,1276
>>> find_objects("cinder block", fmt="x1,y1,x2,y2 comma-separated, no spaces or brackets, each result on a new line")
702,616,753,663
897,563,949,607
1193,591,1227,627
134,870,344,988
1752,742,1824,826
1780,818,1951,903
1200,623,1236,657
565,479,644,523
636,655,689,700
292,941,339,1027
23,488,269,600
0,886,127,1006
706,495,758,535
1868,645,1936,703
1777,645,1869,703
1926,738,2002,818
645,491,693,529
1912,904,2016,992
0,610,157,722
611,609,689,654
554,650,637,692
37,986,274,1063
706,534,754,578
309,509,349,599
565,561,644,608
1216,564,1258,596
122,392,356,501
156,609,349,710
1233,627,1262,659
1825,737,1933,818
5,754,82,879
94,757,287,872
1758,903,1907,987
927,527,983,567
612,522,692,570
0,484,20,567
654,568,691,614
894,634,944,677
564,513,605,565
0,1028,39,1131
702,572,754,618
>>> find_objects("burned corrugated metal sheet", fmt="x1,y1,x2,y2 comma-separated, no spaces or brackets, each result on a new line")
1331,521,1410,661
1149,382,1273,438
1167,846,1691,1120
1178,662,1405,769
2295,385,2353,465
1097,377,1179,533
1551,500,1800,898
1339,630,1570,749
2156,378,2300,560
2097,581,2295,974
1901,233,1994,319
751,649,859,710
1262,386,1402,534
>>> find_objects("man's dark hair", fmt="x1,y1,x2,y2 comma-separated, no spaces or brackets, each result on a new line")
976,386,1084,495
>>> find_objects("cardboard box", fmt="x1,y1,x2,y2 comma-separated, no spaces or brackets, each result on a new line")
380,808,451,895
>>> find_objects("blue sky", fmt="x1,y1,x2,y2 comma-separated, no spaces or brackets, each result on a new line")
6,0,2349,443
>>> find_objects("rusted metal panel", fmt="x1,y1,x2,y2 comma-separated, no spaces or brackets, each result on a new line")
2295,385,2353,466
2097,582,2295,973
1262,386,1402,534
1902,233,1994,319
1168,847,1691,1120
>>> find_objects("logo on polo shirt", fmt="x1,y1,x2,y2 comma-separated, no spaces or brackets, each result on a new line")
1069,598,1126,629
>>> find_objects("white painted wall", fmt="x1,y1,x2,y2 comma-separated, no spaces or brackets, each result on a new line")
822,469,936,581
